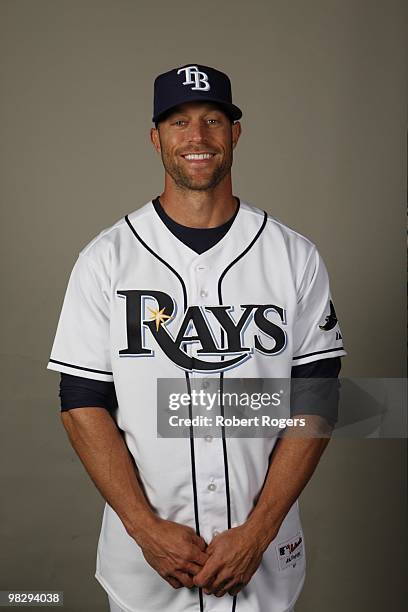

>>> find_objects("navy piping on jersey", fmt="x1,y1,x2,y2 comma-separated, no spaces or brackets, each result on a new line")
216,209,268,612
49,358,113,376
124,215,188,308
125,212,205,612
293,346,345,360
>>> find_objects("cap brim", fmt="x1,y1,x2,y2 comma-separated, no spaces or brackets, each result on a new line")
152,98,242,123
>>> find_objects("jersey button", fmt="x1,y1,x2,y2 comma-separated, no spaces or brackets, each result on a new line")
202,380,210,389
213,530,220,537
200,289,208,298
196,264,208,272
207,483,217,491
205,435,213,442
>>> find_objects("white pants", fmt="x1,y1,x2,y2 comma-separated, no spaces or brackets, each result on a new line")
108,595,295,612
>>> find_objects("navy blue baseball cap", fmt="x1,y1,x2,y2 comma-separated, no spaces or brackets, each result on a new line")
152,63,242,124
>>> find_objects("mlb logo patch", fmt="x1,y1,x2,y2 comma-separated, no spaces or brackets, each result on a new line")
276,534,304,570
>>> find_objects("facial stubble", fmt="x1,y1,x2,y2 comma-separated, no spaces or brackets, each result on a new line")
158,132,234,192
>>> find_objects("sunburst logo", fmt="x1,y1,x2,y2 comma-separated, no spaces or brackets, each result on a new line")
147,306,172,332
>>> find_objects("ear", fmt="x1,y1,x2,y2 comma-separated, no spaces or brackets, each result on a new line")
150,127,161,153
232,121,241,149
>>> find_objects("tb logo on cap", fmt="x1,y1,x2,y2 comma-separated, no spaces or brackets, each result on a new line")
177,65,210,91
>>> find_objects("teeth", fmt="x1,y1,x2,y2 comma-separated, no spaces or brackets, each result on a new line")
184,153,214,160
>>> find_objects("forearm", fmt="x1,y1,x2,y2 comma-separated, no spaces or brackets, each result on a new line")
60,407,157,544
245,415,332,551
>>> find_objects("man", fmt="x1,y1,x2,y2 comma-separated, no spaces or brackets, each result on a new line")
47,63,346,612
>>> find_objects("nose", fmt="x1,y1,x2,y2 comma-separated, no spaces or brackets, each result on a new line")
186,119,208,143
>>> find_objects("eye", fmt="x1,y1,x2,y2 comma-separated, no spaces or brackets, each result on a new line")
207,118,220,125
173,119,187,126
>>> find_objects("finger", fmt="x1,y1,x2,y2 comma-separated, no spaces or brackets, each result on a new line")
214,578,236,597
209,572,232,595
202,577,215,595
173,570,195,589
193,535,208,551
228,583,244,596
193,560,221,588
166,576,182,589
184,561,206,576
209,570,229,591
191,548,210,566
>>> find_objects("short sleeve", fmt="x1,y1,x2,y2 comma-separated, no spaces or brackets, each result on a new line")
47,252,113,382
292,247,347,366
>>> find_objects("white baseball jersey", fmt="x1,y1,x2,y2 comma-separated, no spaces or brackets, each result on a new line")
47,199,346,612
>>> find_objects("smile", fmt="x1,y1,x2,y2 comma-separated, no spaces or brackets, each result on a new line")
182,153,215,160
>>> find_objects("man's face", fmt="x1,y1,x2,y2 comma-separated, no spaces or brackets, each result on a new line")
151,102,241,192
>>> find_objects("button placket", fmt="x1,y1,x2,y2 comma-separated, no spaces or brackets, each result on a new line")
194,438,227,544
195,263,208,272
193,261,211,305
190,259,230,545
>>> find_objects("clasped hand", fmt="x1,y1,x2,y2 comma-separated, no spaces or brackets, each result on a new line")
138,517,267,597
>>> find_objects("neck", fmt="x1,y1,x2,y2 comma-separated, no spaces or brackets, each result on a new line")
158,175,237,228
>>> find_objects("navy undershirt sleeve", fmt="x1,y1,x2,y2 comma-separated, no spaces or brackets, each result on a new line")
59,358,341,413
291,357,341,426
59,374,118,413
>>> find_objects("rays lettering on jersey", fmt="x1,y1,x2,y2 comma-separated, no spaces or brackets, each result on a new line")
117,290,287,373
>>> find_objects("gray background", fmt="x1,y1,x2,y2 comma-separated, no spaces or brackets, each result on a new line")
0,0,406,610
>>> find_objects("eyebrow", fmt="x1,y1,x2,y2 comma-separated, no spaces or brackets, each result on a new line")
169,108,225,119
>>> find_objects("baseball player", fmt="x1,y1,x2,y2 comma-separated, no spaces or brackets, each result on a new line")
47,63,346,612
